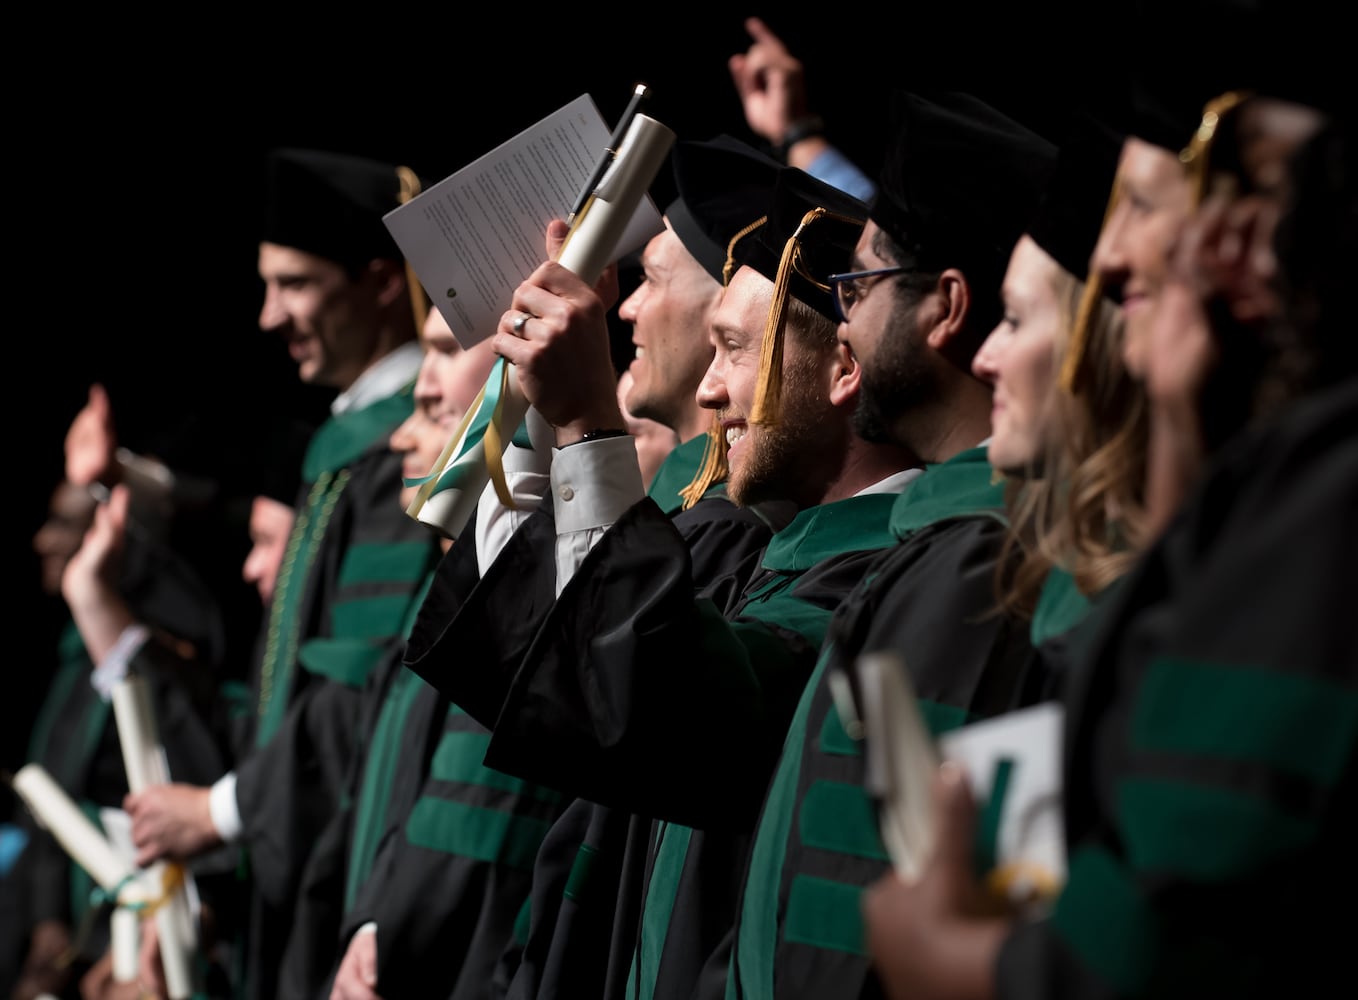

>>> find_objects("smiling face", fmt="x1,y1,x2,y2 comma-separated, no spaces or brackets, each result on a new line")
1090,138,1194,378
257,241,383,391
392,308,499,513
972,236,1064,475
617,224,721,441
698,266,838,508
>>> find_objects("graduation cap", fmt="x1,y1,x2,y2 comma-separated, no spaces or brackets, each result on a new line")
870,91,1057,356
667,135,782,286
1029,115,1125,284
1023,114,1127,392
736,167,867,425
254,417,318,508
263,148,413,272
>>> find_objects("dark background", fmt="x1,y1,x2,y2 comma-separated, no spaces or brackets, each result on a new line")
7,6,1121,802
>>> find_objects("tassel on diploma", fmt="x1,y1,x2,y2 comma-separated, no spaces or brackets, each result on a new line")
408,112,676,541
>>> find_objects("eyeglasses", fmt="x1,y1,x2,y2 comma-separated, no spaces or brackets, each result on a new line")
827,266,908,323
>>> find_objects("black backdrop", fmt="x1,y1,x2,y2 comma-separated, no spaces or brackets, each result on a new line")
7,5,1123,799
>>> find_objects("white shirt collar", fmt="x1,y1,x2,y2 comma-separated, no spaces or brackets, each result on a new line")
331,341,423,415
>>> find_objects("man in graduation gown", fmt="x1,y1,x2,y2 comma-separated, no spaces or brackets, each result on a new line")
714,90,1062,1000
122,148,443,1000
402,153,922,1000
321,136,797,1000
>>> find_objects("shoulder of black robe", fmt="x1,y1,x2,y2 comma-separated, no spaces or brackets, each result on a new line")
998,378,1358,1000
479,495,898,830
402,500,561,729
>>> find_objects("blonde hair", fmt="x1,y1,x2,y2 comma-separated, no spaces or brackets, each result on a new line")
997,264,1149,619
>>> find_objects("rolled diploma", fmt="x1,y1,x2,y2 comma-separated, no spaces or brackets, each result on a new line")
415,112,676,540
111,678,196,1000
12,763,136,893
110,906,141,981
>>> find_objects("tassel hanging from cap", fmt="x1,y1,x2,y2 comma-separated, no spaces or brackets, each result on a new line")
1060,169,1122,393
397,165,430,333
678,412,730,510
751,208,827,425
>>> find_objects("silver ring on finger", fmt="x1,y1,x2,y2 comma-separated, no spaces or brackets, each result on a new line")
512,312,531,336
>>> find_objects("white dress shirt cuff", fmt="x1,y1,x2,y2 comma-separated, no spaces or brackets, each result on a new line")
89,624,152,702
208,772,242,844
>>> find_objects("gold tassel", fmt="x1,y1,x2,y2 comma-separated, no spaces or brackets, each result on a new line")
397,165,430,333
751,208,828,425
724,216,767,287
1180,91,1251,207
678,412,729,510
1060,168,1122,393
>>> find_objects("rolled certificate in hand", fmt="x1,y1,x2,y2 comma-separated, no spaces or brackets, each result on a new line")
111,678,198,1000
12,764,138,893
411,112,676,540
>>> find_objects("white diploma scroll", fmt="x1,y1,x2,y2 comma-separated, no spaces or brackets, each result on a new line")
12,764,147,980
411,112,676,540
110,677,198,1000
12,764,138,893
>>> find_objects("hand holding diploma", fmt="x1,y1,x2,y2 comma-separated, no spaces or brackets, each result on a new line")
407,109,674,539
861,764,1014,1000
492,219,627,443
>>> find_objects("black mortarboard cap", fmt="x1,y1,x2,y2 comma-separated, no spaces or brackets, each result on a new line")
870,91,1057,332
1029,114,1125,282
256,418,317,507
263,148,410,269
738,166,868,322
667,135,782,286
733,167,866,424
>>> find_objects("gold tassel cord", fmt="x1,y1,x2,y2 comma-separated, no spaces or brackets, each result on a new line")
678,412,730,510
1060,170,1122,394
751,207,859,425
1180,91,1251,208
675,217,765,507
397,166,430,334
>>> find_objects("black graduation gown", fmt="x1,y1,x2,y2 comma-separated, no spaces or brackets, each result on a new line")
995,379,1358,1000
229,386,441,1000
722,446,1047,1000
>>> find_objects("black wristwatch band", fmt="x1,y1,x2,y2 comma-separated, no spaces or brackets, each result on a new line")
565,428,630,447
775,115,826,161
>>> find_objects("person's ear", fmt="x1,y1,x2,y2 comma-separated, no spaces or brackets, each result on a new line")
368,258,408,308
925,269,969,352
827,340,861,408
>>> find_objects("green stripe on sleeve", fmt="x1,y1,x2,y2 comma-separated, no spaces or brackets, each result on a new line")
798,781,888,861
1117,777,1314,879
404,797,552,870
1134,658,1358,785
1052,844,1160,995
430,731,562,803
339,542,434,585
297,638,385,688
784,874,865,955
331,593,422,639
